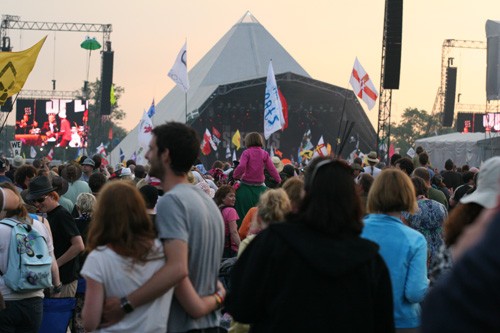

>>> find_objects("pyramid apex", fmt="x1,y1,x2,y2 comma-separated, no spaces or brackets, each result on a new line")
237,11,260,24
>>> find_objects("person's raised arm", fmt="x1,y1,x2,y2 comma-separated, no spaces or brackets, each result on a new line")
101,239,188,326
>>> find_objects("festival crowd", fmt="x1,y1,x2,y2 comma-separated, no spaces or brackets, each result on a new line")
0,122,499,333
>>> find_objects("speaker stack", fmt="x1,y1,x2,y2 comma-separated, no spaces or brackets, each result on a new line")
100,42,114,115
442,67,457,127
383,0,403,90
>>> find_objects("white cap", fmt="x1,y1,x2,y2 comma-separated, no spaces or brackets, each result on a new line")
460,156,500,209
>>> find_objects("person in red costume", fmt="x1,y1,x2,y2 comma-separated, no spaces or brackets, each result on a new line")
57,109,72,147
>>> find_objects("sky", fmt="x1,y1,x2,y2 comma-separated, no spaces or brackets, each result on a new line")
3,0,499,133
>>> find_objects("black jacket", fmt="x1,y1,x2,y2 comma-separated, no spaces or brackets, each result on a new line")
226,222,395,333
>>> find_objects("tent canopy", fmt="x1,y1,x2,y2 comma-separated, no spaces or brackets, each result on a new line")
415,132,493,169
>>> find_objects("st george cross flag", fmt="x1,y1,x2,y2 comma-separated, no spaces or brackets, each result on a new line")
349,57,378,110
263,61,285,139
147,99,155,118
312,135,328,158
138,111,154,148
168,42,189,93
97,143,107,157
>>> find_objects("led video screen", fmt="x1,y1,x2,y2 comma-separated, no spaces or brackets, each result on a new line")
15,99,89,147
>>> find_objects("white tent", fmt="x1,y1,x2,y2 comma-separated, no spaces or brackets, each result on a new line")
110,12,310,164
415,132,492,169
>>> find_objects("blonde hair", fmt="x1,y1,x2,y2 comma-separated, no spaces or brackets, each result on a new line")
76,192,96,215
281,177,304,212
367,169,417,214
257,188,291,228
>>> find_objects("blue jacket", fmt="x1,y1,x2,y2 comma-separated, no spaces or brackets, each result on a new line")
362,214,429,328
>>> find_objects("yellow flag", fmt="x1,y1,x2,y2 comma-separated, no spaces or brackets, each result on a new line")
0,36,47,105
110,85,117,105
232,129,241,150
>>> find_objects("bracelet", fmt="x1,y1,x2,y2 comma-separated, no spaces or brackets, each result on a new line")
215,289,225,303
52,282,63,294
213,294,223,308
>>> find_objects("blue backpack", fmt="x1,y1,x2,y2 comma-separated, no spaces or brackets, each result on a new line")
0,218,52,292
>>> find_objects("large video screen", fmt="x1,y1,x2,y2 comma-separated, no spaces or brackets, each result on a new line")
456,112,500,133
15,99,89,147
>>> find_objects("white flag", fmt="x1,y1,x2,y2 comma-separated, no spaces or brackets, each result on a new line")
312,135,328,158
30,146,37,158
349,57,378,110
168,42,189,93
225,145,231,159
232,150,237,162
138,111,154,148
263,61,284,140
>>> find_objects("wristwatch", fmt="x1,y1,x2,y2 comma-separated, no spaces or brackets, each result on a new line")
120,297,135,314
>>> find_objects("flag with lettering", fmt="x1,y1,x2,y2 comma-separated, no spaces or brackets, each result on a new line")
263,61,284,139
349,57,378,110
0,36,46,105
168,42,189,92
211,126,221,146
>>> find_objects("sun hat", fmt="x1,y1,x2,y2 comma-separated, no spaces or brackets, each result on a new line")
272,156,284,172
120,167,132,177
366,151,379,164
82,157,95,167
12,155,25,168
26,175,56,201
460,156,500,209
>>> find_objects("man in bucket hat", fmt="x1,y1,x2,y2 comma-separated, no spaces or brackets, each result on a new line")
27,176,84,297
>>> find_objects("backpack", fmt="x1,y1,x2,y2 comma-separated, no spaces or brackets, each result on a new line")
0,218,52,292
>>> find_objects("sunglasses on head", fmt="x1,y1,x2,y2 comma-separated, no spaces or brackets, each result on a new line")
34,196,47,203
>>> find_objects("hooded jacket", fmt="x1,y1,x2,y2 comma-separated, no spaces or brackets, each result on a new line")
226,222,395,333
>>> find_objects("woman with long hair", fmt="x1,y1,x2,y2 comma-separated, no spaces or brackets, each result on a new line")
227,157,394,332
0,182,61,333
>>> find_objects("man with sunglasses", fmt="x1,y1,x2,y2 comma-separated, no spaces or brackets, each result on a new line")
27,176,84,297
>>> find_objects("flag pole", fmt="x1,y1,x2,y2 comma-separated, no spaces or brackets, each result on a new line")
185,92,188,124
334,91,349,156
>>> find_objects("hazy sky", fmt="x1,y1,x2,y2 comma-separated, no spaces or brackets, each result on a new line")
3,0,499,132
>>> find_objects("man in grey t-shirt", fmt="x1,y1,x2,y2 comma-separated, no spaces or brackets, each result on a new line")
102,122,225,333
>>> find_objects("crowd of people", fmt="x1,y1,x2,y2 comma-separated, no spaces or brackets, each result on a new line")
0,124,499,332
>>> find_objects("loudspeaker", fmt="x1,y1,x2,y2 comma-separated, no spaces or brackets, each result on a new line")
100,50,114,115
1,97,12,112
442,67,457,127
486,36,500,100
383,0,403,90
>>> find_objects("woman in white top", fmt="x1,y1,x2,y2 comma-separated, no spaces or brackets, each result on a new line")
0,182,61,333
81,181,225,332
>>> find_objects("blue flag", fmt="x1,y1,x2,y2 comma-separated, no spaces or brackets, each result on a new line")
147,99,155,118
119,148,125,162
